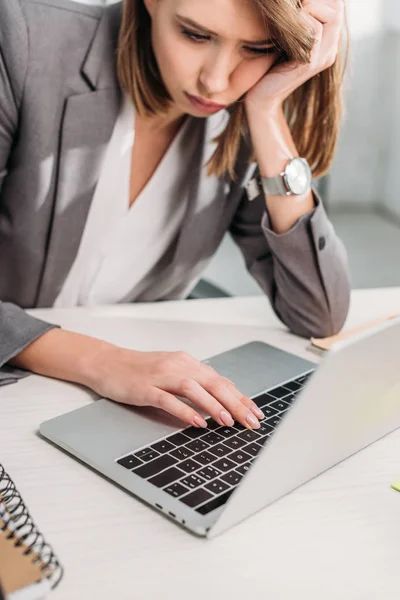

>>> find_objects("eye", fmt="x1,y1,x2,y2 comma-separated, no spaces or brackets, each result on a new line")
179,26,279,57
244,46,278,56
180,27,210,42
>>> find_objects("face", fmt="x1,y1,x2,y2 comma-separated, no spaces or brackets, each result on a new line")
143,0,280,118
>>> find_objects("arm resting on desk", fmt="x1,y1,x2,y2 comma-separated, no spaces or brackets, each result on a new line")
229,186,351,339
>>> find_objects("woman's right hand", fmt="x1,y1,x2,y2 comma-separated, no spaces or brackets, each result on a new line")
85,345,264,430
11,328,263,430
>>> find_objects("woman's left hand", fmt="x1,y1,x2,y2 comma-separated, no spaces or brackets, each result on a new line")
244,0,345,114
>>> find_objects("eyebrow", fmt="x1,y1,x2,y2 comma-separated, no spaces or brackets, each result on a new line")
176,15,274,46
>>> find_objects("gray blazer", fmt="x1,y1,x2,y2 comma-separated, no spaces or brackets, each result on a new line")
0,0,351,379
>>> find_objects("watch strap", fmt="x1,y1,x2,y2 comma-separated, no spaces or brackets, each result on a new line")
260,174,289,196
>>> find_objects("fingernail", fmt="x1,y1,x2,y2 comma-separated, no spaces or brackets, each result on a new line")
193,416,208,428
252,405,264,419
245,413,260,429
219,410,234,427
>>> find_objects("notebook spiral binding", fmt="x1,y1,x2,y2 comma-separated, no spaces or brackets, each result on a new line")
0,464,64,590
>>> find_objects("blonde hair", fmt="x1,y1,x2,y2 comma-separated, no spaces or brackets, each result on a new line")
117,0,348,180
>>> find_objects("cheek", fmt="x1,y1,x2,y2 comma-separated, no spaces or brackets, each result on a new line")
233,58,275,93
151,29,193,88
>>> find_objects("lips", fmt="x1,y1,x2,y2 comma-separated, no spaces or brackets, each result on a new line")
186,93,226,109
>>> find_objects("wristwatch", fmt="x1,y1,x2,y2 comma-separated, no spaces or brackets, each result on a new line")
245,157,312,200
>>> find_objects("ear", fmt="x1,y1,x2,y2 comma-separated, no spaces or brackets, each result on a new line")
143,0,158,18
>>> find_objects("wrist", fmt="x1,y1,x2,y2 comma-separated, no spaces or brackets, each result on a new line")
11,327,118,390
245,99,284,123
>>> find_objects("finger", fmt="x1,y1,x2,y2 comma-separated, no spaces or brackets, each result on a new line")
203,377,262,429
176,377,237,427
222,378,265,420
150,387,208,428
302,0,343,24
193,370,263,429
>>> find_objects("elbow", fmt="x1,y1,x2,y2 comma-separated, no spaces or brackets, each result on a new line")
276,288,351,340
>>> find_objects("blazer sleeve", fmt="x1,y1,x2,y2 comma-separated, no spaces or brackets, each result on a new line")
229,179,351,339
0,0,58,382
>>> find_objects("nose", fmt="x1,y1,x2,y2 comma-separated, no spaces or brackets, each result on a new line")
199,50,234,97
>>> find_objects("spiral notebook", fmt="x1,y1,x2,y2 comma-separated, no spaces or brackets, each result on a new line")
0,464,63,600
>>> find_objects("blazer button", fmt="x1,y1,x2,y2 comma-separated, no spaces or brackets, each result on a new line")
318,236,326,251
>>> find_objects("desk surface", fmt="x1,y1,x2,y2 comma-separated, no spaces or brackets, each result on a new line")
1,288,400,600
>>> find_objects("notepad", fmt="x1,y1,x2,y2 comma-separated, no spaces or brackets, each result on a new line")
0,464,63,599
309,313,400,356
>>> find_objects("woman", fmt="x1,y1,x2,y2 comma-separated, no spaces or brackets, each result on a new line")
0,0,350,430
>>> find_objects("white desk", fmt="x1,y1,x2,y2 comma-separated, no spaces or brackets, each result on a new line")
1,288,400,600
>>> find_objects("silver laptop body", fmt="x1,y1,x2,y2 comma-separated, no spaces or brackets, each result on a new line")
39,318,400,537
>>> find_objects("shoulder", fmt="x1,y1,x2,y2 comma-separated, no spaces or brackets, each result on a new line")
19,0,103,19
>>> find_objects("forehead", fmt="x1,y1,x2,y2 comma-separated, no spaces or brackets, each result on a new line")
169,0,268,40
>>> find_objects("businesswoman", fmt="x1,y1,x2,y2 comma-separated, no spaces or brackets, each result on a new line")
0,0,350,430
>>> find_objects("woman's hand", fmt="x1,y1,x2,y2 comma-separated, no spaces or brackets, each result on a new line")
244,0,344,114
12,328,263,429
84,345,264,430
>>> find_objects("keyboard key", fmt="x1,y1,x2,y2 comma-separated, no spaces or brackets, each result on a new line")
196,489,233,514
151,440,176,454
167,432,191,446
265,415,282,428
261,406,279,419
223,437,246,451
201,432,224,445
194,451,215,465
181,488,213,508
132,455,177,479
254,393,277,407
140,450,161,462
296,373,313,384
179,459,202,473
197,466,221,481
117,454,143,470
221,471,242,486
232,422,246,431
237,430,261,443
257,423,274,436
235,462,252,476
283,380,302,392
243,442,263,457
268,386,292,399
269,400,290,412
164,482,189,498
205,479,230,495
208,443,232,458
134,447,157,460
183,427,208,439
213,458,236,473
180,474,206,490
148,467,185,488
284,393,297,404
205,419,221,430
170,447,194,461
229,450,252,465
215,426,238,438
186,439,210,453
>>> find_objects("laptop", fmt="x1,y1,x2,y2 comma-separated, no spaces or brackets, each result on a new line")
39,317,400,538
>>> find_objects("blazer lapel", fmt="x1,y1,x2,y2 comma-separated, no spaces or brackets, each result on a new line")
37,3,122,306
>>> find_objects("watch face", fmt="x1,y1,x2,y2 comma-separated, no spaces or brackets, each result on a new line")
285,158,312,195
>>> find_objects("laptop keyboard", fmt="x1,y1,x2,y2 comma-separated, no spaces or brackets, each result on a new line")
115,372,313,516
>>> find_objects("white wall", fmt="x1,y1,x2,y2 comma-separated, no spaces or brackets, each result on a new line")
326,0,400,219
381,0,400,220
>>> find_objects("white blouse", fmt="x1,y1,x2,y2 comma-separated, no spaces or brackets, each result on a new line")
54,95,195,307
